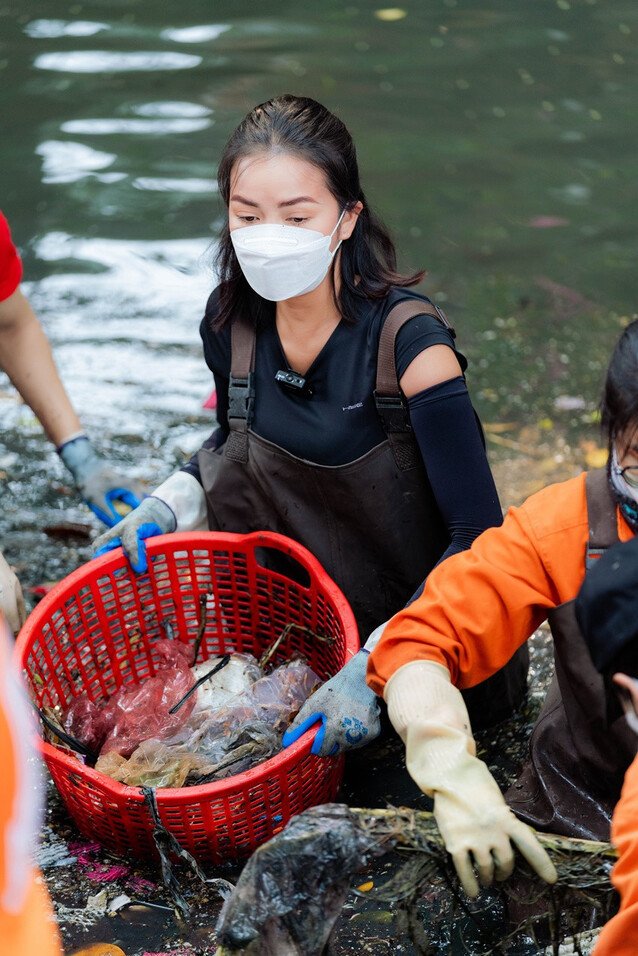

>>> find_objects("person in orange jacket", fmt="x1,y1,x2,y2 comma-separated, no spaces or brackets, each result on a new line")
367,319,638,899
0,613,62,955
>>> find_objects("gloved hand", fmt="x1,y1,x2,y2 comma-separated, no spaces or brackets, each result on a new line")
282,621,387,756
57,434,143,527
384,659,558,898
0,550,27,635
93,471,207,574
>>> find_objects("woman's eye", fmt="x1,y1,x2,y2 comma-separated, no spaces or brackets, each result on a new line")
288,217,308,224
238,215,258,223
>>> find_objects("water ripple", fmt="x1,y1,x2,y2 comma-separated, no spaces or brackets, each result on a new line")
34,51,202,73
160,25,230,43
60,118,211,135
132,101,212,118
25,19,109,38
132,177,217,193
36,140,117,183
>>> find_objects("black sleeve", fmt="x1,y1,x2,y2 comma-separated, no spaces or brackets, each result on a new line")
394,312,467,380
406,375,503,604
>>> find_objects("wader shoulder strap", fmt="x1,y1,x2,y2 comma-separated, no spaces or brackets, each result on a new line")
226,314,257,463
585,468,619,570
375,298,454,471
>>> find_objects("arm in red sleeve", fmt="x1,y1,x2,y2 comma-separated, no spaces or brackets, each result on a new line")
0,212,22,301
367,495,563,694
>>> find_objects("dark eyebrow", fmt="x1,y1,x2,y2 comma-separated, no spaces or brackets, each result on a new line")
230,194,319,208
230,194,259,207
278,196,319,207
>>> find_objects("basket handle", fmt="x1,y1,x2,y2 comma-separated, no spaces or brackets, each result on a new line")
245,531,329,588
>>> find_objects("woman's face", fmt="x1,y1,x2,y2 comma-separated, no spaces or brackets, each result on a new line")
615,426,638,488
228,151,360,249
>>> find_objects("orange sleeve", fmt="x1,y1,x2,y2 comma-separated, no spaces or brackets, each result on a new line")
367,474,593,694
593,755,638,956
0,620,62,956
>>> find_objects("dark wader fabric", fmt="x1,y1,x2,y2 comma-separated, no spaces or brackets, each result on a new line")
506,469,638,839
198,300,527,728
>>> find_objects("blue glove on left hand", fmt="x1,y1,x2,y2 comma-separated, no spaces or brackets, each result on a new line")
58,435,143,527
282,649,381,756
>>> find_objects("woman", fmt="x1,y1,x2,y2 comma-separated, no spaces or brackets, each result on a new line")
0,211,141,633
367,320,638,898
95,95,526,751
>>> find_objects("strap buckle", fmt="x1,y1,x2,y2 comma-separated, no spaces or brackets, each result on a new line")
228,373,254,421
585,546,606,571
432,302,456,337
373,392,411,433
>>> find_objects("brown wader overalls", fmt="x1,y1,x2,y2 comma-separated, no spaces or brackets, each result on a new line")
198,299,528,728
506,469,638,839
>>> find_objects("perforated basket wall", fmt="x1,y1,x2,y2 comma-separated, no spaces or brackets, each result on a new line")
15,531,359,863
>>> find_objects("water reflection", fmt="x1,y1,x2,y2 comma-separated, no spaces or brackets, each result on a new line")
132,101,212,118
25,19,110,39
34,51,204,72
36,141,117,184
160,25,231,44
132,178,217,193
60,118,212,135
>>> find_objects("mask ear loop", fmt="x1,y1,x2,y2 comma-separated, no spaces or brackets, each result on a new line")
329,208,348,257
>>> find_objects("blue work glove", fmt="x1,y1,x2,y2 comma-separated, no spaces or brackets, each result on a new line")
92,496,176,574
58,434,143,527
282,648,381,756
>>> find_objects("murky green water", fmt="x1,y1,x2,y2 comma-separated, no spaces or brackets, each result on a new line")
1,1,634,951
3,0,638,571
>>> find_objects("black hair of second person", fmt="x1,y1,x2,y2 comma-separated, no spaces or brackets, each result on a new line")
212,94,425,330
600,318,638,453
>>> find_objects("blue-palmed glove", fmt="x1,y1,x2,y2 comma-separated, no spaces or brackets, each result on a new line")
282,621,386,757
58,434,143,527
92,471,207,574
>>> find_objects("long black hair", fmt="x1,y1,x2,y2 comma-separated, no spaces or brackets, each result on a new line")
601,319,638,451
213,94,424,329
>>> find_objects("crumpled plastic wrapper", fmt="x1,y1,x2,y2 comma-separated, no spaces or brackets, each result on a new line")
191,653,262,713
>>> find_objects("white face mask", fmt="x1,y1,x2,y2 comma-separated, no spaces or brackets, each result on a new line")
230,209,346,302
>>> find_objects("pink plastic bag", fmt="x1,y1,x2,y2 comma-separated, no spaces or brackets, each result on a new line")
65,640,198,758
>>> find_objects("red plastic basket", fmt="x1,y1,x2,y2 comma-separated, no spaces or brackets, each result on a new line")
15,531,359,863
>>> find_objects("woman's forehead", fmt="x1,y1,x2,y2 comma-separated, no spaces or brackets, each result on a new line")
230,151,330,197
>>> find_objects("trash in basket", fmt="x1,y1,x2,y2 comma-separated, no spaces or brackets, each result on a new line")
91,657,322,788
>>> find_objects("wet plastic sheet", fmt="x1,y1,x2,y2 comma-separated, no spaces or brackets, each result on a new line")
216,804,390,955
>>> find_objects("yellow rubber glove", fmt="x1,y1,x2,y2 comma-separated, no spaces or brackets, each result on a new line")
384,660,558,898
